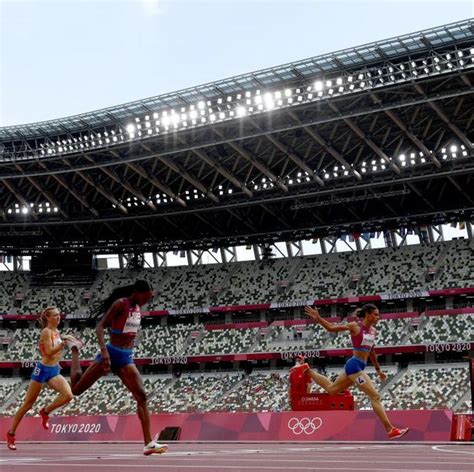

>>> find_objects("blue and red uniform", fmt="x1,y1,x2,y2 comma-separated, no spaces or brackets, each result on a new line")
344,322,377,376
95,298,142,369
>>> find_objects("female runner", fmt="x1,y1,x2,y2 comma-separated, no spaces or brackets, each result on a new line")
303,303,409,439
70,279,167,455
6,307,80,450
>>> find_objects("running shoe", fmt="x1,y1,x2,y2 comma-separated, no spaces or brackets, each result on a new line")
143,435,168,455
388,427,409,439
39,407,49,430
65,336,84,351
6,432,16,450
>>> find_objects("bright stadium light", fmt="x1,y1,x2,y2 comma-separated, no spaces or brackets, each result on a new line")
18,41,473,161
264,93,274,110
171,113,180,125
450,145,458,153
314,81,323,91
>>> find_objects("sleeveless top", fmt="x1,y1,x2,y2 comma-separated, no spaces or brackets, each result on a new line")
39,330,62,356
109,297,141,337
350,321,376,352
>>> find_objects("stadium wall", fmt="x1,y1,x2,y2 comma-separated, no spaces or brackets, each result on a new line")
0,410,453,442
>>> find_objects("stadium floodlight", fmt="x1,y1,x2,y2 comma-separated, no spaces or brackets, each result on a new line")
314,81,323,91
171,113,180,125
264,93,274,110
21,207,28,214
12,42,473,163
450,145,458,153
399,154,406,162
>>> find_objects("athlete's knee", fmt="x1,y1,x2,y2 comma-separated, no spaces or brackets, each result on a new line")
71,384,85,396
326,385,340,395
134,389,147,404
63,392,74,403
369,392,381,403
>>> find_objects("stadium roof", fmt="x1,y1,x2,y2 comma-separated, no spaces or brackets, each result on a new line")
0,19,473,252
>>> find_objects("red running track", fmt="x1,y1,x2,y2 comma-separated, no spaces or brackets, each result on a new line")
0,442,473,471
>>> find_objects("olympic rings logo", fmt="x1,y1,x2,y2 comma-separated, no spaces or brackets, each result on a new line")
287,417,323,435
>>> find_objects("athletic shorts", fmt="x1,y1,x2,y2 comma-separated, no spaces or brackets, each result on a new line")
95,343,134,370
31,362,61,384
344,356,367,376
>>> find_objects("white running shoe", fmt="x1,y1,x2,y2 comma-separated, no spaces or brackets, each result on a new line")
143,435,168,456
65,336,84,351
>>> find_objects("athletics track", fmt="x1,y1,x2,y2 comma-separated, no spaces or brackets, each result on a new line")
1,441,473,472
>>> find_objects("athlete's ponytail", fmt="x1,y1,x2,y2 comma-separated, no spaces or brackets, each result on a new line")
38,307,58,328
355,303,378,319
89,280,152,322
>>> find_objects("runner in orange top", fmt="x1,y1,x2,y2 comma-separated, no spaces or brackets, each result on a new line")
6,307,81,450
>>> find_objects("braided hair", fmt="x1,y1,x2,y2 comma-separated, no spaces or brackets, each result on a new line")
354,303,378,319
89,279,152,322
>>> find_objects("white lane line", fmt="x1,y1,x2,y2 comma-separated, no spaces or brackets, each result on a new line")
0,463,462,471
2,456,471,467
432,445,474,456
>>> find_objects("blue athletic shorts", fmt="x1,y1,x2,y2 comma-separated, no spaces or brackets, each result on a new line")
95,343,134,370
344,356,367,376
31,362,61,383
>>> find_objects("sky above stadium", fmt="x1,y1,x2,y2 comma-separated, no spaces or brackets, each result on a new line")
0,0,473,127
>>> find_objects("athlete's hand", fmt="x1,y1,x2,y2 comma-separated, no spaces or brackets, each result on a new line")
61,334,75,341
377,370,387,382
304,306,321,322
101,352,111,373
